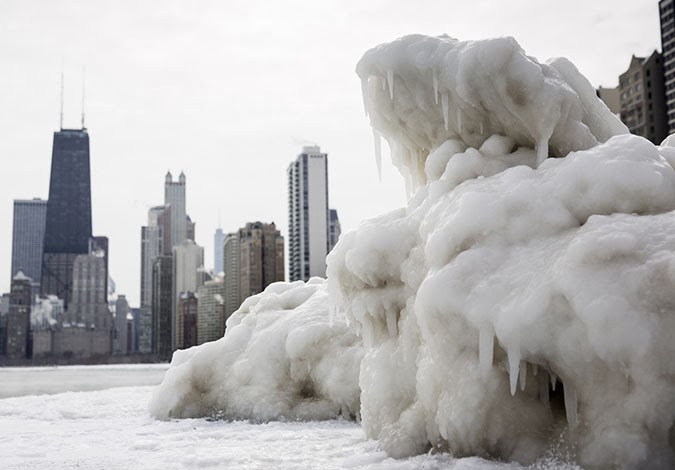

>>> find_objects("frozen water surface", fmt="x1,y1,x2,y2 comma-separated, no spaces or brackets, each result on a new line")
0,366,580,469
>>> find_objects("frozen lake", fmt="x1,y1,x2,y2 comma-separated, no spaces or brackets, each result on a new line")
0,365,577,469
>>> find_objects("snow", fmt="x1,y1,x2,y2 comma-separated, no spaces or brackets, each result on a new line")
0,366,578,470
150,34,675,469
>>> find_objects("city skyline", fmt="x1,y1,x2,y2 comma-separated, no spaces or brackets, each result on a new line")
0,1,661,306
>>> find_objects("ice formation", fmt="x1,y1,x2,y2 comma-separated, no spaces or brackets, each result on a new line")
152,34,675,469
149,279,362,421
328,34,674,469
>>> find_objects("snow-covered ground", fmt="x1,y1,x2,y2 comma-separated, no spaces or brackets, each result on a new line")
0,365,577,469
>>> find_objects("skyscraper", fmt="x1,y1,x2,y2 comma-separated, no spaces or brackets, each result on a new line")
172,239,204,350
11,199,47,288
287,145,329,281
197,279,225,344
239,222,284,299
214,227,225,274
41,128,92,309
223,233,240,320
660,0,675,132
618,52,668,144
164,171,187,249
5,271,32,359
139,205,171,353
152,255,173,359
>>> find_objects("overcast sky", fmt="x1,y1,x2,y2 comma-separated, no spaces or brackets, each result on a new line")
0,0,662,306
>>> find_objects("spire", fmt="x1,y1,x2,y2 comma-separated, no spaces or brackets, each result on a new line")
59,66,64,130
165,171,172,183
179,171,186,184
81,66,86,129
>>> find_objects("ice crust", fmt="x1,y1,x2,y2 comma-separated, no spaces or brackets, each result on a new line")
151,35,675,469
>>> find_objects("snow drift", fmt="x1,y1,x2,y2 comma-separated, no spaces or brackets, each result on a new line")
152,34,675,469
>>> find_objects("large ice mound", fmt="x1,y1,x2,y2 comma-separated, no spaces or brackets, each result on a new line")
149,279,362,421
151,34,675,469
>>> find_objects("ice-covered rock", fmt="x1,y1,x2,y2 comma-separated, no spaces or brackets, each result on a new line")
326,34,674,469
149,279,362,421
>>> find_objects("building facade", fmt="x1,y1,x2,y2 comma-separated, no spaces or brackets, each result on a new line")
619,52,668,144
214,227,225,274
223,233,240,320
5,272,33,359
239,222,284,299
197,279,226,344
68,253,110,329
287,145,329,281
328,209,341,252
41,128,92,310
177,292,198,349
11,198,47,288
152,255,173,359
164,171,187,250
660,0,675,132
172,239,204,350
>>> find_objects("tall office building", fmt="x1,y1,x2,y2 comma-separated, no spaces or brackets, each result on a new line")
152,255,173,359
68,252,109,329
139,205,171,354
164,171,187,249
239,222,284,299
11,199,47,287
287,145,330,281
6,272,33,359
214,227,225,274
41,128,92,309
114,295,131,355
618,52,668,144
223,233,240,320
172,239,204,350
197,279,226,344
177,292,198,349
660,0,675,132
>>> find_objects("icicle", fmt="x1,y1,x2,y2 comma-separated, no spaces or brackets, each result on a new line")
551,372,557,391
532,364,538,376
432,70,439,105
328,304,334,327
478,327,494,379
373,130,382,181
457,109,462,133
361,78,370,117
479,121,484,135
519,361,527,391
508,349,520,396
385,309,398,337
538,372,550,407
441,93,449,131
387,69,394,100
564,383,578,430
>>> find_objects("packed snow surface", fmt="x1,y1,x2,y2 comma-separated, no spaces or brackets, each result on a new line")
152,35,675,469
3,366,571,469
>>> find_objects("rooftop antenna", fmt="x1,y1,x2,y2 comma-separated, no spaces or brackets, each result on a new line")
59,63,64,130
81,66,86,129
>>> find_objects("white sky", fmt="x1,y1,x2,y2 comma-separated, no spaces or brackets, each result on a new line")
0,0,661,306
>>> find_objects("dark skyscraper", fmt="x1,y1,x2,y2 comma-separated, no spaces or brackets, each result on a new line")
41,128,92,309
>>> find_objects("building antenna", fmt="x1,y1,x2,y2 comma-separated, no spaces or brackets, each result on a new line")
59,63,65,130
81,66,86,129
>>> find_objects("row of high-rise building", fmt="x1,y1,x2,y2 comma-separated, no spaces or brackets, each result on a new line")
136,145,341,360
598,1,675,144
1,113,342,363
0,124,129,362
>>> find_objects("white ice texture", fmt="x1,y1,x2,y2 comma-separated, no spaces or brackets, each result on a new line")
150,279,363,422
152,35,675,469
